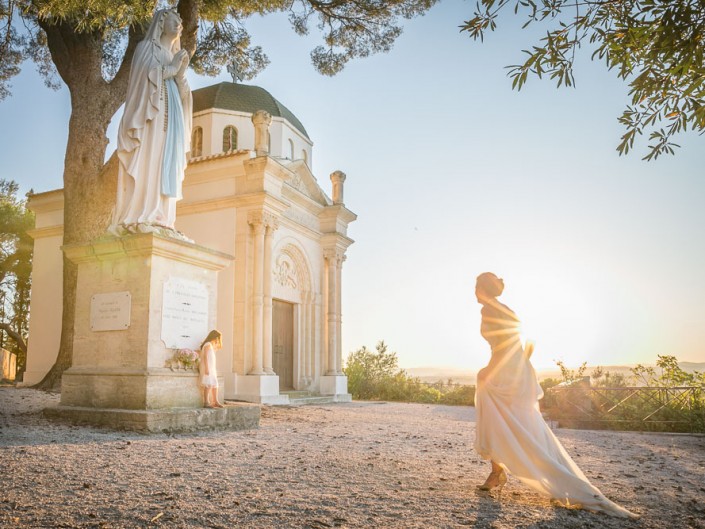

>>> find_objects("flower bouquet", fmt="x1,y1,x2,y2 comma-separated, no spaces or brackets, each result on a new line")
166,348,200,371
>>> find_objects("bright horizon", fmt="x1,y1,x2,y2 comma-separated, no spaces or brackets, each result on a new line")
1,1,703,373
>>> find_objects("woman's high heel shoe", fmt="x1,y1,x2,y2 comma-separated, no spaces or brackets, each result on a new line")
477,469,507,498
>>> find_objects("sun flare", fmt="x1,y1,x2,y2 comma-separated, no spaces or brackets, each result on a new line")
500,274,604,371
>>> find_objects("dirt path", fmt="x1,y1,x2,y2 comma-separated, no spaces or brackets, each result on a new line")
1,387,704,528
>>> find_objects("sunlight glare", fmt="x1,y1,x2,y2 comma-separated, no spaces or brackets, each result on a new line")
500,271,604,371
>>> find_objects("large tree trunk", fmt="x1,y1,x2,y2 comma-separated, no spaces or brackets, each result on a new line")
33,3,198,389
33,24,134,390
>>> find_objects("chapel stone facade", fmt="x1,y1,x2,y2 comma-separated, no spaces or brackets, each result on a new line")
23,82,356,404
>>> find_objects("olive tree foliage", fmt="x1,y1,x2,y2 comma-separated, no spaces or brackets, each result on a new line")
1,0,437,98
0,0,437,388
461,0,705,160
0,180,33,376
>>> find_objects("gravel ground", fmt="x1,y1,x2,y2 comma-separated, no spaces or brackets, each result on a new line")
1,387,704,528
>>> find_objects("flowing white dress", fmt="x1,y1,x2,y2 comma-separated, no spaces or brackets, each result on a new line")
111,9,192,232
199,343,218,389
474,299,637,518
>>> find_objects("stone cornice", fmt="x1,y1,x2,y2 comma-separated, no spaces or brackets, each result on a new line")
277,214,321,241
27,225,64,240
321,233,355,252
187,149,250,166
281,184,325,216
177,197,238,216
244,156,294,183
319,204,357,225
27,189,64,214
232,192,290,215
63,233,233,271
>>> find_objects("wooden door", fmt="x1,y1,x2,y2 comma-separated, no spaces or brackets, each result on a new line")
272,300,294,390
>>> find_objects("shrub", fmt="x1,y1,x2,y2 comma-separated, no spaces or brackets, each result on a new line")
547,355,705,433
344,341,474,406
438,384,475,406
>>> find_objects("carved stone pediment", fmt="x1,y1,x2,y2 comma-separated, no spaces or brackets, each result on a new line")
283,160,331,206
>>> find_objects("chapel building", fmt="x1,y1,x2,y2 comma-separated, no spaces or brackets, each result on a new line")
23,82,356,404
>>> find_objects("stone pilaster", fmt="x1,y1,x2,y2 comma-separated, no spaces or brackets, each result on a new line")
262,215,279,375
248,213,266,375
248,211,279,376
323,247,345,375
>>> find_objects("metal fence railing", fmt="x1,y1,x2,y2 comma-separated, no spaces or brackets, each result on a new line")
545,386,705,433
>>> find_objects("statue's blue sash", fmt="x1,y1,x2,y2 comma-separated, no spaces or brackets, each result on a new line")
161,78,184,198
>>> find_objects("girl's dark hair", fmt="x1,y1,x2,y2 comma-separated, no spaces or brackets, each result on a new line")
200,329,222,350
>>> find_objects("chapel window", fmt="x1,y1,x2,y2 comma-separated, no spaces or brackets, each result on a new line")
223,126,238,152
191,127,203,157
289,139,295,160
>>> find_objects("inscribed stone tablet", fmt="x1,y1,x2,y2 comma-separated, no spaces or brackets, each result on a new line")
161,277,209,350
90,291,131,331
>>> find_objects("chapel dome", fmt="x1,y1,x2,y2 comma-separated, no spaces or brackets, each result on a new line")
192,82,309,140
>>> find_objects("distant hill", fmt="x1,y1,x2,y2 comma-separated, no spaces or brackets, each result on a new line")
679,362,705,372
405,367,477,385
405,362,705,385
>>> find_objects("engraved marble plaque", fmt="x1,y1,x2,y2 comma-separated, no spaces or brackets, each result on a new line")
90,291,131,331
161,277,209,350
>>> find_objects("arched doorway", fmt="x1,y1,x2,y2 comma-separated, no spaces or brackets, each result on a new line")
271,242,315,390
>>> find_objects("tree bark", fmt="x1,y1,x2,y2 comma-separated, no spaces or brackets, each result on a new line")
33,22,138,389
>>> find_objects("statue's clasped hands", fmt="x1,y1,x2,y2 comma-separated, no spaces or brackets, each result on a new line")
172,49,190,77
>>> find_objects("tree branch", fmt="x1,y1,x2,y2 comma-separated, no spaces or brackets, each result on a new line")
39,18,104,88
178,0,200,57
0,322,26,353
37,19,72,84
108,22,146,108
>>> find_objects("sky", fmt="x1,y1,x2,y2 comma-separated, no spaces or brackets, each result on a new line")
0,1,703,372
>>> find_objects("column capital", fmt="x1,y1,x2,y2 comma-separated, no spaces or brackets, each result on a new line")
248,211,280,231
323,247,346,263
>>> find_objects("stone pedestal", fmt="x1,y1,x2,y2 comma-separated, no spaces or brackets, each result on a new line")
320,375,352,402
236,374,290,404
49,233,260,432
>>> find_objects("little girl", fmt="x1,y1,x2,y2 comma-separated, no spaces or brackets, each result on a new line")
199,329,223,408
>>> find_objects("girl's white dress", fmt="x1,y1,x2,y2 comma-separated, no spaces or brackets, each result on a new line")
474,299,637,518
199,342,218,388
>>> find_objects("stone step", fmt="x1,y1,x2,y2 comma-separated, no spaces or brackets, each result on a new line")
280,391,337,405
288,396,337,405
281,390,314,398
44,403,261,433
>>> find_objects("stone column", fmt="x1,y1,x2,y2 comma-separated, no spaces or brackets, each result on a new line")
262,215,278,375
305,295,314,384
252,110,272,157
330,171,346,205
336,254,346,375
324,248,344,375
248,214,266,375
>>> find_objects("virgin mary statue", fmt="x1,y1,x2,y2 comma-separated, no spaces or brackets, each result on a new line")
110,8,192,236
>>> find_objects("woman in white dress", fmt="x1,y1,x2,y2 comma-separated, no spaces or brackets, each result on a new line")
474,272,637,518
199,330,223,408
111,8,192,234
